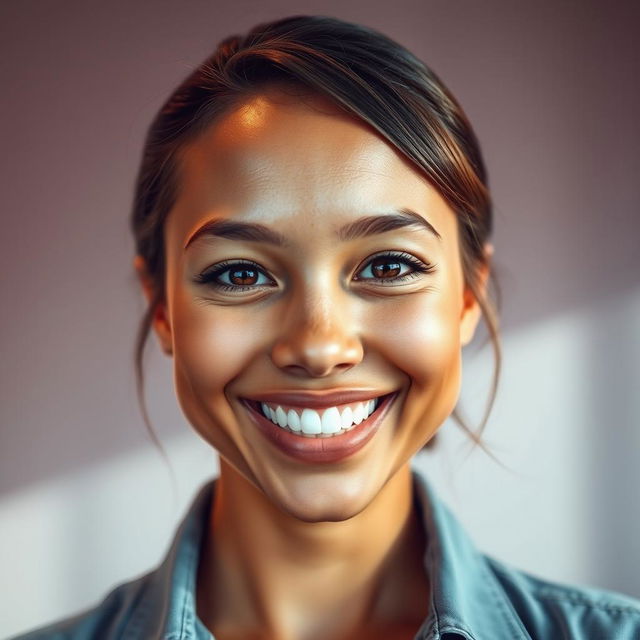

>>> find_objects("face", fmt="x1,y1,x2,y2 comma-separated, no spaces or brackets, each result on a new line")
137,88,487,522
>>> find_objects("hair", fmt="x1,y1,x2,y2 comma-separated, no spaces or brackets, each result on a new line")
130,14,503,463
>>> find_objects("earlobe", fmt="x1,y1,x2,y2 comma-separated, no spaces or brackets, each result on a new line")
152,304,174,357
459,287,482,347
459,244,492,347
133,255,174,357
133,255,154,304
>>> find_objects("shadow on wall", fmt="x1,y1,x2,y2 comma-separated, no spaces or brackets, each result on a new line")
584,288,640,597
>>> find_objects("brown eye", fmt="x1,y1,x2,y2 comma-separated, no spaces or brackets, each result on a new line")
369,256,402,279
193,260,275,292
228,267,259,286
355,251,436,284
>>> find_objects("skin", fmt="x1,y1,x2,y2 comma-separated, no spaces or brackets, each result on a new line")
135,87,490,640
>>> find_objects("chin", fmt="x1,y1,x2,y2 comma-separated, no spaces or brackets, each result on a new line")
263,474,377,523
278,497,372,523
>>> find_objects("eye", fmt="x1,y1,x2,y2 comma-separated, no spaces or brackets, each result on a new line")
354,251,436,284
193,259,275,292
193,251,436,293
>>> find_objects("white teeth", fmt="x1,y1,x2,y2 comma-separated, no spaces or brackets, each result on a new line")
340,406,353,429
300,408,322,434
321,407,342,434
257,397,381,436
275,406,288,428
287,409,301,432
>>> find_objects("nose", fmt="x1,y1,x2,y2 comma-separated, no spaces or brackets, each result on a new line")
270,284,364,378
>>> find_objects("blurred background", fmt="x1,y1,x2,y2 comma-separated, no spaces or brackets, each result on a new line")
1,0,638,636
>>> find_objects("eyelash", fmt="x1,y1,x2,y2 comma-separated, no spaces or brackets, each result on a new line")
193,251,436,293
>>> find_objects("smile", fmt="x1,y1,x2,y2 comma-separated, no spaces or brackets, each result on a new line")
240,392,398,464
257,396,383,437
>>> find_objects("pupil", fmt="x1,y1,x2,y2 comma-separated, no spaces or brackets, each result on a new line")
232,268,256,285
373,258,400,278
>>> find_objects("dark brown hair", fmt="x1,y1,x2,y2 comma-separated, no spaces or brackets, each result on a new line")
130,15,502,461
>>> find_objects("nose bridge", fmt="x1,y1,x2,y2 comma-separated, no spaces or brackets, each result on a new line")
270,273,364,377
301,282,337,333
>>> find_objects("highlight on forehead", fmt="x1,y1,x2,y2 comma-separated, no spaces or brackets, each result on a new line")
206,82,362,148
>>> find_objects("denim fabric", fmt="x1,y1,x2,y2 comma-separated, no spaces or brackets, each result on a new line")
11,466,640,639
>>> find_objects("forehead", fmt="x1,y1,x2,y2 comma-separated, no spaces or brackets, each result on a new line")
167,88,457,246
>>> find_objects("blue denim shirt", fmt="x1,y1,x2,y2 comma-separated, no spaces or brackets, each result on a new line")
11,466,640,639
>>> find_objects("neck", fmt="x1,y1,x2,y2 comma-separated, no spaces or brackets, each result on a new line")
196,459,430,640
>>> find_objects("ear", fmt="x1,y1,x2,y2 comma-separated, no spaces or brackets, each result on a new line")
133,255,173,357
459,243,493,347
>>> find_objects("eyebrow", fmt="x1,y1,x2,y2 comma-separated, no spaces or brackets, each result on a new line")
183,207,442,251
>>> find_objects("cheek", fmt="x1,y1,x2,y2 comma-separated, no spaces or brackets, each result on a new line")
377,294,460,379
370,292,463,432
170,291,260,422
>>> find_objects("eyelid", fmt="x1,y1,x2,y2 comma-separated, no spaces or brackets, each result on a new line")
353,251,435,282
193,259,276,289
193,251,436,293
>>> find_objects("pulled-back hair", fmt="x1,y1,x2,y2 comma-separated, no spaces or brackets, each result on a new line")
131,15,502,459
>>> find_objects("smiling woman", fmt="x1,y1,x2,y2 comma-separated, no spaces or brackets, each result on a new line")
13,14,640,640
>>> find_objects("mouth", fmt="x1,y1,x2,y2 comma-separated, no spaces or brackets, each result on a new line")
240,392,398,464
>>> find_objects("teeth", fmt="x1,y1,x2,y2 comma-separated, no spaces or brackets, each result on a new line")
287,409,301,432
300,409,322,435
340,406,353,429
275,406,288,428
258,398,380,437
321,407,342,434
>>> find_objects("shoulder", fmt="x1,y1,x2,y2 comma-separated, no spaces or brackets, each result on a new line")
8,573,152,640
10,479,216,640
485,553,640,639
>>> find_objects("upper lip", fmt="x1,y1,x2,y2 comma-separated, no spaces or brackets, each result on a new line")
243,389,394,409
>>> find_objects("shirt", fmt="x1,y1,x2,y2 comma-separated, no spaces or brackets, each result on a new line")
11,465,640,639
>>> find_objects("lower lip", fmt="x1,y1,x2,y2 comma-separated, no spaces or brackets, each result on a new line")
241,393,398,464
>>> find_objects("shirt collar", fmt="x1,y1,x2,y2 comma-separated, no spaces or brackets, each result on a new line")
412,464,530,639
127,467,530,640
123,480,214,639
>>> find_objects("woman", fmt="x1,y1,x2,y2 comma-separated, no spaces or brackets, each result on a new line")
14,15,640,640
